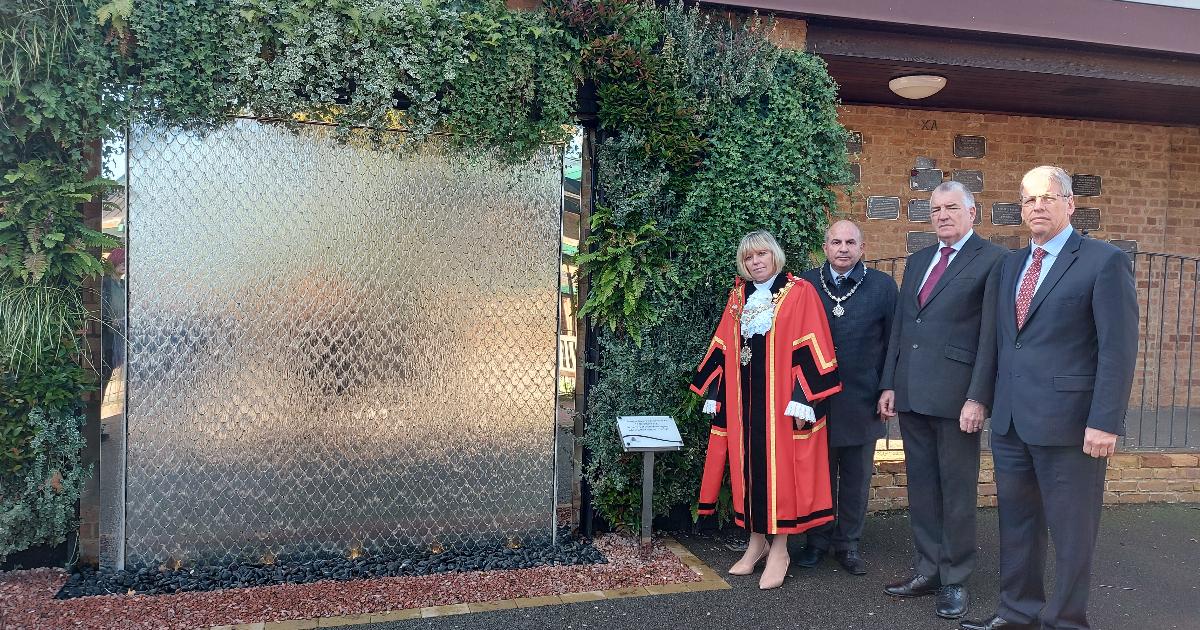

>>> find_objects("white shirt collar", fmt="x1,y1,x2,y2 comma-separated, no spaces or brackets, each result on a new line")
753,273,779,293
1032,225,1073,257
941,229,974,252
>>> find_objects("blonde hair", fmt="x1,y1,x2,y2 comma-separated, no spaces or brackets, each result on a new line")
735,230,786,280
1021,165,1074,197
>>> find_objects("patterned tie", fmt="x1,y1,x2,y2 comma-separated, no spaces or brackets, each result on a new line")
1016,247,1047,329
835,274,845,288
918,246,955,306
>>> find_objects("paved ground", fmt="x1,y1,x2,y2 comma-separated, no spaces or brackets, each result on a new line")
352,504,1200,630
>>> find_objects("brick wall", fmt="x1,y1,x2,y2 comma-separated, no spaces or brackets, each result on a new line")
867,453,1200,512
837,105,1200,260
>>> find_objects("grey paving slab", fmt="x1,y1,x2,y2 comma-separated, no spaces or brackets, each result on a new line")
350,504,1200,630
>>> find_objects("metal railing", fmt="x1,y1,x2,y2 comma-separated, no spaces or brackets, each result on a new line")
861,251,1199,452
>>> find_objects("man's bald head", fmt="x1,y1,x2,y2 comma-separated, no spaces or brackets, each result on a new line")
824,220,865,275
825,219,864,244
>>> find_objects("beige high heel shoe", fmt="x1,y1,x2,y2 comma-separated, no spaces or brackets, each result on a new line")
727,547,769,575
758,552,790,589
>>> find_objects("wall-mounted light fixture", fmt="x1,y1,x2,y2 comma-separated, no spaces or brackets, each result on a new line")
889,75,947,100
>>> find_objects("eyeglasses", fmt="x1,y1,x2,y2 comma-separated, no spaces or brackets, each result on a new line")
1021,193,1070,208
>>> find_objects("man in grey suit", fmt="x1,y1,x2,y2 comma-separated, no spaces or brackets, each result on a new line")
962,166,1138,630
796,220,897,576
878,181,1004,620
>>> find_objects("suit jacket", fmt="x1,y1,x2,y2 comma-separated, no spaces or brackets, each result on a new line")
881,232,1005,419
991,230,1139,446
800,263,897,447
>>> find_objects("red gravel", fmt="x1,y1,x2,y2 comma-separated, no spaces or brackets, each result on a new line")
0,536,702,630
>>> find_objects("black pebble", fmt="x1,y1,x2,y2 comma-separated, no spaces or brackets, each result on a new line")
55,530,606,599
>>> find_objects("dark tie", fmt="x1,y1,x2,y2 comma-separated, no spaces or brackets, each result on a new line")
918,246,955,306
835,274,845,287
1016,247,1048,329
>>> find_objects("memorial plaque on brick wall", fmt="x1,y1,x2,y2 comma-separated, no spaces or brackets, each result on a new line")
846,131,863,154
1071,207,1101,231
907,231,939,253
1110,239,1137,254
992,202,1023,226
910,168,943,192
866,195,901,220
1072,174,1102,197
849,163,861,184
990,234,1022,250
953,135,986,158
952,169,984,193
907,199,931,223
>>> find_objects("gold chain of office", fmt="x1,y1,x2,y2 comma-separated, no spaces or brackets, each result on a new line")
732,279,795,366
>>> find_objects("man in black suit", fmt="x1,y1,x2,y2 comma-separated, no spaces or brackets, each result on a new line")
878,181,1004,620
797,220,898,576
963,166,1138,630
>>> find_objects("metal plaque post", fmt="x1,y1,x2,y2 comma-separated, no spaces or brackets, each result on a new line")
616,416,683,552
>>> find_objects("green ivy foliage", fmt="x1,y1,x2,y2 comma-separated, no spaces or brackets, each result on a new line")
574,133,676,342
0,405,91,560
0,363,90,475
444,3,576,160
0,1,119,168
1,1,117,560
121,0,573,151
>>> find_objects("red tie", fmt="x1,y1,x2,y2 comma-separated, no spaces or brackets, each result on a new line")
918,246,955,306
1016,247,1047,329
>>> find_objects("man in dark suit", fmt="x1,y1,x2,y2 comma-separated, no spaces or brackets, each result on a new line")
797,220,898,576
962,166,1138,630
878,181,1005,620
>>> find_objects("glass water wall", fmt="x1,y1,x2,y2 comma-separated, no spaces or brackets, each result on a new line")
103,120,563,568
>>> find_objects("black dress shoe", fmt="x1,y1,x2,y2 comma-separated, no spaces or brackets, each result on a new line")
834,549,867,575
884,573,940,597
795,544,826,568
936,584,969,619
960,614,1035,630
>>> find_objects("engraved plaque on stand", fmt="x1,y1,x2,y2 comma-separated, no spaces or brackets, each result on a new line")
907,231,939,254
618,416,683,453
952,169,984,193
1072,174,1102,197
846,131,863,154
992,202,1023,226
990,235,1022,250
1071,207,1101,232
866,195,901,220
910,168,943,192
907,199,931,223
953,135,986,158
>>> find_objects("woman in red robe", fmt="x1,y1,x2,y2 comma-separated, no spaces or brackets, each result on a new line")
691,230,842,589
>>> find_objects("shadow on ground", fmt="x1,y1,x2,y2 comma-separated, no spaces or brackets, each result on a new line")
353,504,1200,630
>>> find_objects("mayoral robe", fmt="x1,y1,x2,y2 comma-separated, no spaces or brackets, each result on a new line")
691,273,842,534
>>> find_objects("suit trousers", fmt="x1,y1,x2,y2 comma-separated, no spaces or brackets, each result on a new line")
898,411,981,585
807,442,876,552
992,427,1107,630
